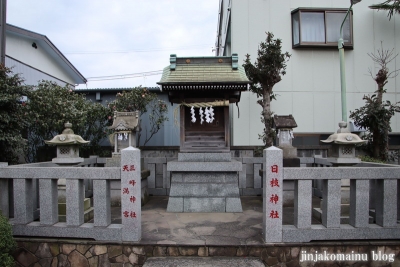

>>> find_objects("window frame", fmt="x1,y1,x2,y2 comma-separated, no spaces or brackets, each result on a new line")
291,8,354,49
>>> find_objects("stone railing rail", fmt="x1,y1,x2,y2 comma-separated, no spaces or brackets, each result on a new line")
263,146,400,243
0,148,142,242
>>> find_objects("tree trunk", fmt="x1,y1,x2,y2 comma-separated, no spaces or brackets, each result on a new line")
263,88,273,147
377,86,383,105
372,128,381,159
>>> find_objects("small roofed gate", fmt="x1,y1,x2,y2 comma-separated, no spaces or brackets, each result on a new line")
157,54,249,152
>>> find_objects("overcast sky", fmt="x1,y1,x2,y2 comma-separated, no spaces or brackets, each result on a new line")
7,1,219,89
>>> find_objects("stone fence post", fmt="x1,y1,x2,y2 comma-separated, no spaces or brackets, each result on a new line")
263,146,283,243
121,147,141,241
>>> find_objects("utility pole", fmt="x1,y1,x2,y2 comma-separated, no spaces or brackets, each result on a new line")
0,0,6,65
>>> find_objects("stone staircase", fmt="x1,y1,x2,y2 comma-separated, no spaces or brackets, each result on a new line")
167,153,242,212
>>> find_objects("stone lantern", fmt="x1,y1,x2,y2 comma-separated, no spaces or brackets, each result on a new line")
321,121,367,166
45,122,89,165
274,114,300,167
108,111,140,154
45,122,92,222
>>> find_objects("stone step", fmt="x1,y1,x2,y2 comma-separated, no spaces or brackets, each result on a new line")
178,152,231,162
185,131,224,136
172,172,237,183
185,135,224,141
167,197,242,212
58,207,94,223
58,198,91,215
169,183,240,197
143,257,265,267
184,141,226,148
167,160,242,172
58,198,93,223
312,207,374,224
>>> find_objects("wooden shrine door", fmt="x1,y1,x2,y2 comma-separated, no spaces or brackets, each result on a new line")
180,106,229,152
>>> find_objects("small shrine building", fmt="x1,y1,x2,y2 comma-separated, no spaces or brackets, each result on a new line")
157,53,249,152
157,54,250,213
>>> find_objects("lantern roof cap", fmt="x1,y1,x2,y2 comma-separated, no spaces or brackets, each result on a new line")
321,121,367,145
45,122,90,146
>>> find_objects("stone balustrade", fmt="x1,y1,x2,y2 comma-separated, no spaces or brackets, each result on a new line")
1,146,400,244
0,147,142,242
263,146,400,243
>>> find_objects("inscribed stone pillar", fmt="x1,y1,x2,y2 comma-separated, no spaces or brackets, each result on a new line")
263,146,283,243
121,146,141,241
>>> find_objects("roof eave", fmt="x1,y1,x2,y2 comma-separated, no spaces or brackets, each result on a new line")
157,81,250,85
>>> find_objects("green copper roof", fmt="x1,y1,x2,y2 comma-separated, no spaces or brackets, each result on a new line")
157,54,250,85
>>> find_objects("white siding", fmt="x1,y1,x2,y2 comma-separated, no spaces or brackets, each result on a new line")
6,57,69,87
222,0,399,145
6,32,77,86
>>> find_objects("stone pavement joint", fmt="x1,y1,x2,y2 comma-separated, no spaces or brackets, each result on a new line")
143,257,265,267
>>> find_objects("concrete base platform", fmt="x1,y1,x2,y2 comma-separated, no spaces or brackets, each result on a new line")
16,196,400,267
108,196,321,245
143,257,264,267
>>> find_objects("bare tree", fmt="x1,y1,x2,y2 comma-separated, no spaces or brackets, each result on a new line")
367,42,400,104
350,43,400,161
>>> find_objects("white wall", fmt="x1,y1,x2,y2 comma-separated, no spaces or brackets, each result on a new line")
225,0,399,145
6,33,77,86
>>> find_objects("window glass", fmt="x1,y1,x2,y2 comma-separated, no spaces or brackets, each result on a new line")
300,12,325,42
326,12,351,43
292,12,300,45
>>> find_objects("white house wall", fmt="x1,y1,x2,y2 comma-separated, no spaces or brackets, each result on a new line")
6,32,77,86
225,0,399,146
6,57,69,87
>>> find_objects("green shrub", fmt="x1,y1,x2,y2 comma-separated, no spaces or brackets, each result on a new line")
359,155,386,164
0,213,16,267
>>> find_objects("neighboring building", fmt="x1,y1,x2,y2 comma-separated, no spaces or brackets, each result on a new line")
216,0,400,146
5,24,86,87
75,87,179,147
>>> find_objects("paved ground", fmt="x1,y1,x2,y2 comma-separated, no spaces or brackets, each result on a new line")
111,196,321,246
142,257,265,267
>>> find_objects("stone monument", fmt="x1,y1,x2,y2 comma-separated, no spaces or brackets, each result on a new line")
274,114,300,167
106,110,140,167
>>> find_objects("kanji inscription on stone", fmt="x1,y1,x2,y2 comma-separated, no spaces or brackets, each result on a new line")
270,194,279,204
263,146,283,243
270,178,280,187
269,210,279,218
123,164,136,172
121,147,141,241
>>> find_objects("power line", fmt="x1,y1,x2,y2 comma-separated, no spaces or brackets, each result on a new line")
65,44,211,55
87,70,164,81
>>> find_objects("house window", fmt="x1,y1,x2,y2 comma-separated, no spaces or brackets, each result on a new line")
291,8,354,48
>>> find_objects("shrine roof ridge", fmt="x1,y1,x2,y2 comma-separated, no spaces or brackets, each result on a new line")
157,53,250,86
